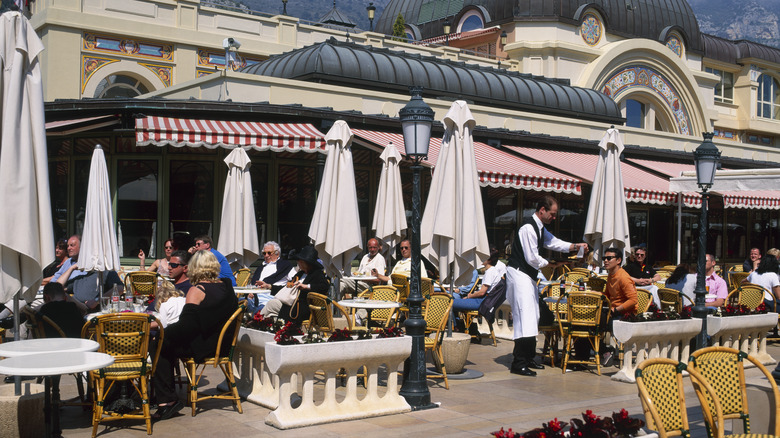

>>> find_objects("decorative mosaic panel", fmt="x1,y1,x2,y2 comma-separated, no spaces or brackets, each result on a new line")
197,69,219,78
83,33,173,61
714,129,737,141
580,13,602,46
139,63,172,87
601,66,691,135
746,133,773,145
666,36,683,57
197,49,263,71
81,56,119,93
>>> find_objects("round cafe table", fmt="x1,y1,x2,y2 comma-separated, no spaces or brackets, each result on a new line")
0,350,112,438
0,338,99,357
338,298,400,328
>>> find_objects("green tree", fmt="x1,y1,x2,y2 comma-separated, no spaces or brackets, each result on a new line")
392,13,406,42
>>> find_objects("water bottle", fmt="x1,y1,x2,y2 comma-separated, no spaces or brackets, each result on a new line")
125,292,134,312
111,286,120,312
559,276,566,294
578,278,586,291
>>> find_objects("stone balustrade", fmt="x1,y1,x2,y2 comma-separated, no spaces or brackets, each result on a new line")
230,327,282,409
264,336,412,429
611,319,702,383
707,312,778,365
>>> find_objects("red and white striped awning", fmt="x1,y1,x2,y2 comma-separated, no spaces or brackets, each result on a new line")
352,129,582,195
505,146,688,206
135,116,326,153
629,158,780,210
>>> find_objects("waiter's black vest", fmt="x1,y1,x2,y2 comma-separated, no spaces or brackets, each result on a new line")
508,217,545,279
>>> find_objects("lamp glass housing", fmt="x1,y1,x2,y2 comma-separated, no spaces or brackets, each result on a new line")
399,87,434,158
500,30,508,46
443,20,451,35
367,3,376,20
694,132,720,189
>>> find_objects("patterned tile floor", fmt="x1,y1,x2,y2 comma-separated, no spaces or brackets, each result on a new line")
2,332,778,437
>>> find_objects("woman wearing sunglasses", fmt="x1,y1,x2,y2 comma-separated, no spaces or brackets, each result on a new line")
138,238,176,277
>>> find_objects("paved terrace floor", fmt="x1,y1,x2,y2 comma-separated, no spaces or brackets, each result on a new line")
2,332,778,438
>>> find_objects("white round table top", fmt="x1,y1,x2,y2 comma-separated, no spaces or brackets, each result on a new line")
346,275,377,281
0,352,114,376
338,299,400,309
233,286,271,294
0,338,99,357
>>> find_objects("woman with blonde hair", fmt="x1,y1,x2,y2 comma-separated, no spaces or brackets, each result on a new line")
152,250,238,420
153,281,185,328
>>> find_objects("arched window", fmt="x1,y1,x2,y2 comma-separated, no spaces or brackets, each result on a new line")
757,73,780,120
458,10,484,33
620,96,672,132
93,74,149,98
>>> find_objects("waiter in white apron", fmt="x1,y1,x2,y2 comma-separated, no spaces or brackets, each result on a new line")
506,195,587,376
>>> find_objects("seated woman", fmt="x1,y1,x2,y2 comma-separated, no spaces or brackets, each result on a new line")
138,238,176,278
260,245,328,326
664,262,697,303
453,246,505,312
747,255,780,310
152,250,238,420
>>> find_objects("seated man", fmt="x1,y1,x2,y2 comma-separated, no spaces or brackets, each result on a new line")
339,238,386,298
374,239,427,284
743,247,761,273
37,283,86,338
704,253,728,308
575,247,637,367
624,246,660,286
53,234,123,310
453,247,504,312
245,241,295,316
188,235,237,286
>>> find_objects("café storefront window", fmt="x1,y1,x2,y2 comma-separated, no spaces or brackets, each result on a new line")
116,159,158,258
482,187,517,257
169,160,215,250
277,164,317,256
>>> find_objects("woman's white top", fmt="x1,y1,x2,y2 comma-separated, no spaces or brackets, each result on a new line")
747,271,780,301
157,296,186,328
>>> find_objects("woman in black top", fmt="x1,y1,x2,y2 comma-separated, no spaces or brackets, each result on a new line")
260,245,329,325
152,250,238,420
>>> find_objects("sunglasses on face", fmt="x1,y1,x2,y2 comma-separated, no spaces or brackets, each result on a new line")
169,262,183,269
263,251,275,255
400,246,410,250
603,256,617,261
164,246,173,249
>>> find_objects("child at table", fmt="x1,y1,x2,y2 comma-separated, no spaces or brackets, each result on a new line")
152,281,185,329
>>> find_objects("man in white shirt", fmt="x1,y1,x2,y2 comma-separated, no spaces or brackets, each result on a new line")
375,239,427,284
245,241,295,315
506,196,587,376
340,238,386,297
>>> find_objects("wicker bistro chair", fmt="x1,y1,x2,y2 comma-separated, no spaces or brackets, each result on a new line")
563,271,590,284
588,276,607,292
559,291,609,375
365,285,400,328
124,271,159,297
727,271,749,292
391,273,410,316
726,284,765,310
540,291,568,368
90,313,163,437
233,268,252,287
423,293,454,389
658,288,686,313
182,305,245,417
308,292,356,333
688,346,780,437
635,358,700,438
636,288,654,313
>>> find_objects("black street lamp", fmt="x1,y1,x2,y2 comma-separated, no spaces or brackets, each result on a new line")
692,132,720,350
367,2,376,32
443,19,451,46
500,30,508,47
398,86,436,410
282,0,288,15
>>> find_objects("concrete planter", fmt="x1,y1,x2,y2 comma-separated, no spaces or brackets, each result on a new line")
264,336,412,429
611,319,702,383
707,312,778,365
231,327,281,409
435,332,472,374
0,383,45,438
